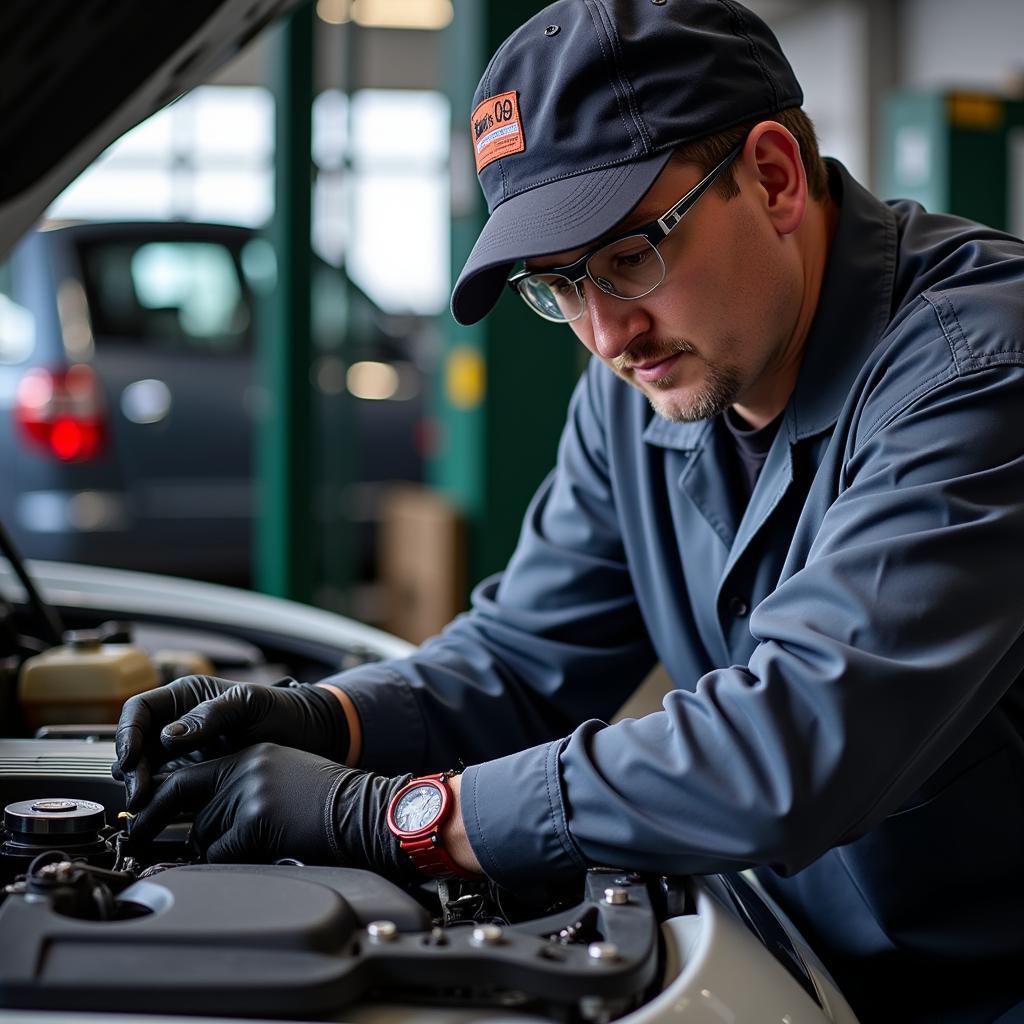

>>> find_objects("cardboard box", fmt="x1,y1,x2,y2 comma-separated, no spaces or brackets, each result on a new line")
379,485,466,644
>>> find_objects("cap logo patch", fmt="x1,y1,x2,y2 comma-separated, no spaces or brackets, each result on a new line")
471,91,525,173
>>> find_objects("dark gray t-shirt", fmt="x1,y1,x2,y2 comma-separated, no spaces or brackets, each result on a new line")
722,405,783,502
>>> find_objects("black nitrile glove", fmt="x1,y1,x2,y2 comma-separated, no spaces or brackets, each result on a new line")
127,743,416,878
113,676,350,811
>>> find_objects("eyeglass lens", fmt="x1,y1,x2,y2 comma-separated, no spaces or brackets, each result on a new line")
519,273,585,322
587,235,666,298
517,236,666,322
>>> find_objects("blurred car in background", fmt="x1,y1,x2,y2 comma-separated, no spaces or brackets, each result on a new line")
0,219,426,587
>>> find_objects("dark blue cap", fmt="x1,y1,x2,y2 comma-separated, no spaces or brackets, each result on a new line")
451,0,803,325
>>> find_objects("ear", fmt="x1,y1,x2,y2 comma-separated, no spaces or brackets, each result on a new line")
741,121,807,236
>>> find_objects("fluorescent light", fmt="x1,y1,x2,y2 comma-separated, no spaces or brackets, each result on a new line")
351,0,453,30
316,0,351,25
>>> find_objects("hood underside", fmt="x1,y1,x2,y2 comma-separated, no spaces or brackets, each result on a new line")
0,0,303,259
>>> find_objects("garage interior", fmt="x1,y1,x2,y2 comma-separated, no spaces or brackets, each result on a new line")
5,0,1021,645
1,3,1023,1022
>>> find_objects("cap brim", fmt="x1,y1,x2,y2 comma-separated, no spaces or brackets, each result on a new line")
450,150,673,326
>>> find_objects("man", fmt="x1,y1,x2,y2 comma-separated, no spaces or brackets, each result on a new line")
115,2,1024,1021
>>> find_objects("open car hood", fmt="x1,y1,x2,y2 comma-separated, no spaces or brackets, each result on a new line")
0,0,302,259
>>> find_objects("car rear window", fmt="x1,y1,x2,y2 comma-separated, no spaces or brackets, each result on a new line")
77,239,251,353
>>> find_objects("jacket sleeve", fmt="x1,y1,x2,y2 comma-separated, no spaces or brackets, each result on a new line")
461,354,1024,889
322,360,658,777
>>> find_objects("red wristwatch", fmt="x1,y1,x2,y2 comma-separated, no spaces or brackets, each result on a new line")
386,772,478,880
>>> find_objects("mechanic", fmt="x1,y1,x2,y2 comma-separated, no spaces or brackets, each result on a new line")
114,2,1024,1021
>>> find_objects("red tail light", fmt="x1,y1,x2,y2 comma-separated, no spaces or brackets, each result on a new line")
15,365,107,462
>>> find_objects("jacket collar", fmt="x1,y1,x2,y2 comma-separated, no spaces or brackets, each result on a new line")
642,160,898,452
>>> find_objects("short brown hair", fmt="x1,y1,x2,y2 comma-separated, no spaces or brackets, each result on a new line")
671,107,829,202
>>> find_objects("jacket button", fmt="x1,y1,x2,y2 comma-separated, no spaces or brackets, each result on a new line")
728,597,749,618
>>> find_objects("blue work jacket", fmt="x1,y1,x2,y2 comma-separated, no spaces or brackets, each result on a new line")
327,162,1024,1023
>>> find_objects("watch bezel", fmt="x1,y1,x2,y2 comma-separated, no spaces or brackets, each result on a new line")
387,776,452,840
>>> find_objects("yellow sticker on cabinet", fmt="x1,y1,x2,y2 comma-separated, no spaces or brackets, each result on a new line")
446,346,486,410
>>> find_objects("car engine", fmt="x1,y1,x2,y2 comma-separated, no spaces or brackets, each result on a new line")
0,587,663,1023
0,771,665,1022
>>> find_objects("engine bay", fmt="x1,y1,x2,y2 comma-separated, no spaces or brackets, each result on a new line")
0,597,665,1022
0,772,664,1022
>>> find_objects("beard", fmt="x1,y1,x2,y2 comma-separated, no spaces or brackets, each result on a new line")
614,337,744,423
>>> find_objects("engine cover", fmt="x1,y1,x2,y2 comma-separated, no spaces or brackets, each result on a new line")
0,864,659,1019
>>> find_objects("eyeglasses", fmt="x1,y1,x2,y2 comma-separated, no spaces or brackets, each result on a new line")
507,141,744,323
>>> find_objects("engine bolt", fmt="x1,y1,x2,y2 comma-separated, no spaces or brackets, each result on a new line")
471,923,504,946
367,920,398,943
603,886,629,905
587,941,620,962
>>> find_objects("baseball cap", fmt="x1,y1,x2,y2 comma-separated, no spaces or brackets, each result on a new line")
450,0,803,326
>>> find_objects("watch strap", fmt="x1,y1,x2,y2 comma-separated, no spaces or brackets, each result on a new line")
398,833,478,880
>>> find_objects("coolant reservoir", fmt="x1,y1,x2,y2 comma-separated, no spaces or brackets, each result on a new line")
18,632,159,729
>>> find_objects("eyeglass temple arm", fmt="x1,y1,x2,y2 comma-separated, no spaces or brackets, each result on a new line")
657,142,744,234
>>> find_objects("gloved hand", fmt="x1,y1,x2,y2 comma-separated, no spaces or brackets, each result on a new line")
126,743,416,878
113,676,350,811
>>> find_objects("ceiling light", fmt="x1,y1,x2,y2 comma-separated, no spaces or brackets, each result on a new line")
351,0,453,30
316,0,351,25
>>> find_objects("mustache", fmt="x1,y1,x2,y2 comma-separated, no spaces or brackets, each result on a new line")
614,337,697,373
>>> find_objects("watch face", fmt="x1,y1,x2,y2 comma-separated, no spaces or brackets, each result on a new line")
393,783,443,833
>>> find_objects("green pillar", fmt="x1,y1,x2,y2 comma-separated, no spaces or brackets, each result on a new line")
256,4,315,601
880,90,1014,230
307,19,358,616
436,2,584,592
